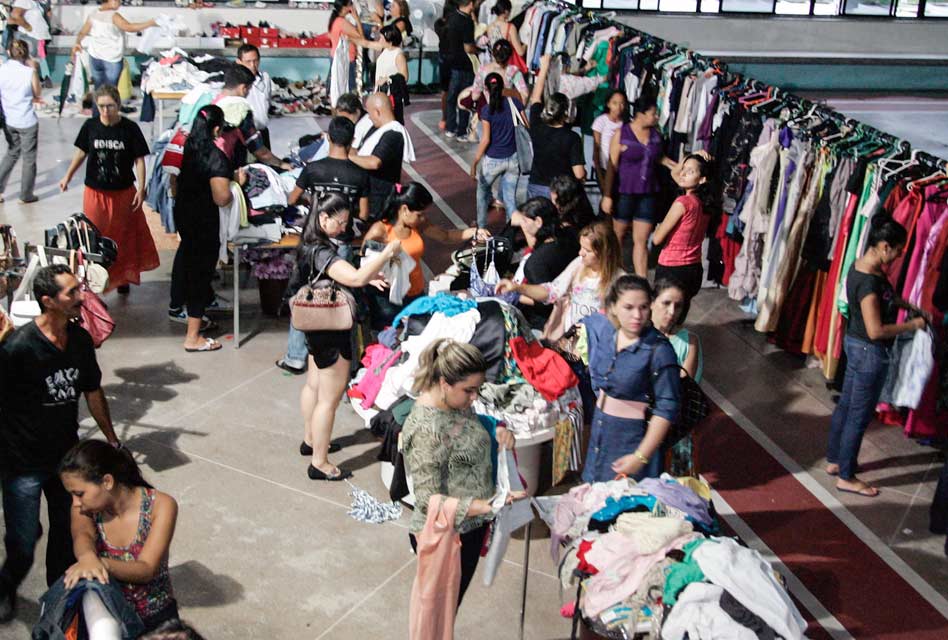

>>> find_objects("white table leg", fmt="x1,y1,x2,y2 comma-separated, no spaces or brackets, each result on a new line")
156,99,163,138
233,244,240,349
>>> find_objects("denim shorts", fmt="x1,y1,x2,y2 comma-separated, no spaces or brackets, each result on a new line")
615,194,658,223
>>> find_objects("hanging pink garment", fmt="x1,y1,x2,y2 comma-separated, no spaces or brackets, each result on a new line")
409,496,461,640
898,185,944,322
349,344,400,409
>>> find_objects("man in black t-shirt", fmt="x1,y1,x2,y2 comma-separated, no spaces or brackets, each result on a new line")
350,93,411,219
441,0,477,140
0,265,120,621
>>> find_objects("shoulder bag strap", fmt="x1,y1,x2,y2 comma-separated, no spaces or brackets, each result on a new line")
508,97,519,128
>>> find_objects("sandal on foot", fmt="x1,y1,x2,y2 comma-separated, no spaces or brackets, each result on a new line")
185,337,222,353
825,464,839,476
307,464,351,481
300,441,341,456
837,483,878,497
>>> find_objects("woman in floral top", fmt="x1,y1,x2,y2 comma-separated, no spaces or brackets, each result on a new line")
402,339,522,606
60,439,179,631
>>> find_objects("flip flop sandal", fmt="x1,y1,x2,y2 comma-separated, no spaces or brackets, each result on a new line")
837,485,879,498
185,338,222,353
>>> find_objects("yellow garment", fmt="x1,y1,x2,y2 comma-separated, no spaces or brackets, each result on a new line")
676,476,711,502
215,95,252,127
117,60,132,100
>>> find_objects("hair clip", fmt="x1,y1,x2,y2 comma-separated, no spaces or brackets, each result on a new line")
395,183,403,194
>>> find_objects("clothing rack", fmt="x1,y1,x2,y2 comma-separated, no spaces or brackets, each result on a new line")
24,243,107,265
522,1,948,172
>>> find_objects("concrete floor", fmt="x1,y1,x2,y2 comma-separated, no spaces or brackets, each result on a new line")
0,99,946,638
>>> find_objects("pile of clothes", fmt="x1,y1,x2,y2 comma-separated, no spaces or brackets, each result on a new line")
347,294,585,498
270,77,332,116
139,49,230,96
548,475,808,639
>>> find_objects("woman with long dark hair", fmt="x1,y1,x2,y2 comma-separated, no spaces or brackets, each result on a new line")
591,89,628,189
290,193,402,480
549,174,596,235
363,181,488,328
469,38,528,105
59,439,179,633
526,55,585,199
602,95,681,277
471,72,524,227
652,152,717,324
168,104,233,353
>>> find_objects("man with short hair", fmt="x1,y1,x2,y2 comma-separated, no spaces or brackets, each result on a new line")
0,265,120,623
349,92,415,218
235,43,274,149
441,0,478,141
276,115,370,376
213,64,289,170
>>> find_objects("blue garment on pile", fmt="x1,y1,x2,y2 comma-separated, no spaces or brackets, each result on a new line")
590,494,658,523
391,293,478,329
146,132,175,233
638,476,713,526
33,577,145,640
477,414,501,482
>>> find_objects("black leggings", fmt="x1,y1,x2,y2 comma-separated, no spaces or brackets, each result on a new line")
409,524,488,608
655,262,703,324
174,231,219,320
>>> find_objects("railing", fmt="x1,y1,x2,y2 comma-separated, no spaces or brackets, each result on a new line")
573,0,948,18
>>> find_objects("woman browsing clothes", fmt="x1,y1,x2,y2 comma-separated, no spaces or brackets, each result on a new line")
289,193,402,481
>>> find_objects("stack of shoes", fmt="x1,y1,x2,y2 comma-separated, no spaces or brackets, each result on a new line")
270,77,332,116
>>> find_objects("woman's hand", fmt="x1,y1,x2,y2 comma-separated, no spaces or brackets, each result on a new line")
64,556,109,589
132,188,144,211
473,228,491,243
611,453,644,477
382,239,402,260
470,162,478,179
70,44,82,58
235,167,248,186
368,278,389,292
601,195,613,215
495,426,516,451
506,490,529,504
59,176,70,192
495,279,519,295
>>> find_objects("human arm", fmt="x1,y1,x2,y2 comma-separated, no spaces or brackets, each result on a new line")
570,133,586,181
84,388,120,445
601,131,622,214
210,176,233,208
508,23,526,56
8,7,29,30
326,240,401,287
113,12,158,34
681,333,700,379
471,117,491,178
497,257,578,302
59,149,88,191
31,65,41,100
132,156,147,210
422,222,489,245
348,149,382,171
860,293,926,341
592,130,604,183
251,145,291,170
358,196,370,222
64,508,109,588
70,19,93,56
528,54,552,107
168,175,177,199
651,199,686,246
102,494,178,584
396,51,409,81
287,185,306,206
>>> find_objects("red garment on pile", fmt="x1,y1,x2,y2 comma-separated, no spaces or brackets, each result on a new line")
509,337,578,402
576,539,599,575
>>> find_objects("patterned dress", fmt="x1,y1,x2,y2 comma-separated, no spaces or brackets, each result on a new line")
95,487,177,630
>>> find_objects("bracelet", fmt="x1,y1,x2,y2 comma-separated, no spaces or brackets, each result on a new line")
632,450,649,465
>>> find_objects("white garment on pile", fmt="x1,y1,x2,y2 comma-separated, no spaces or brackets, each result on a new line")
363,245,417,305
330,36,351,108
891,328,935,409
661,583,758,640
374,309,481,410
613,514,694,555
218,183,244,261
692,537,806,640
136,15,184,55
358,120,416,163
482,450,534,586
352,114,374,150
231,222,282,245
244,163,288,209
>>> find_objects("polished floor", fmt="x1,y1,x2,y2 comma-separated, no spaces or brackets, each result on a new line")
0,98,945,639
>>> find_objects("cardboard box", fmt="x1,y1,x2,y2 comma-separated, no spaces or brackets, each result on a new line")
220,26,240,38
240,26,261,38
259,37,279,49
279,37,302,48
260,27,280,38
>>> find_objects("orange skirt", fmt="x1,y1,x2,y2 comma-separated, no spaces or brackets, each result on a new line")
83,186,160,291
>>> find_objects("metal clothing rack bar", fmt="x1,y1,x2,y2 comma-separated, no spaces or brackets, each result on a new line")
24,243,107,265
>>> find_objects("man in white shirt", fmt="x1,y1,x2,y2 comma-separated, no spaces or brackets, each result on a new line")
236,44,274,149
8,0,51,57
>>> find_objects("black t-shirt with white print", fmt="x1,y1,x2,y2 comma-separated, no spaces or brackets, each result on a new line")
74,116,150,190
0,322,102,473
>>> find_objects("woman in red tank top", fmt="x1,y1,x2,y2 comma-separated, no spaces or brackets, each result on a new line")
363,182,489,329
652,153,718,324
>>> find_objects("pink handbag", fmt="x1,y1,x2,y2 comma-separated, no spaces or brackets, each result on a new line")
76,250,115,348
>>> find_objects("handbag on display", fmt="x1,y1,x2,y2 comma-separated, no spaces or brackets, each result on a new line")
9,247,47,328
76,250,115,348
77,224,109,294
509,97,533,174
290,253,357,332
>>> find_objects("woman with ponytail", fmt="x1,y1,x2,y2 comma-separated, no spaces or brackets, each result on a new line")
402,339,521,609
59,439,180,632
363,181,489,328
471,72,524,227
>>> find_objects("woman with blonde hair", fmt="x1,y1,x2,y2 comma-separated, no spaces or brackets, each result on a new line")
497,219,623,339
402,339,520,608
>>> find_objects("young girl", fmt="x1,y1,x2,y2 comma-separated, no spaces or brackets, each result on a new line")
471,72,524,227
60,440,179,632
363,182,489,328
497,219,622,339
652,152,716,324
591,90,628,189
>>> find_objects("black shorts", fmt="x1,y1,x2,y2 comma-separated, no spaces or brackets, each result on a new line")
615,193,658,223
305,329,353,369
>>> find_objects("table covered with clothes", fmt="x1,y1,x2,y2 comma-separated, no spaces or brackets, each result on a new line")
543,474,808,639
346,292,586,502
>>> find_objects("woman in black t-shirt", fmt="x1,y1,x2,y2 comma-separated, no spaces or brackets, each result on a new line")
525,54,586,200
827,218,930,498
288,193,401,481
59,85,158,294
170,105,234,353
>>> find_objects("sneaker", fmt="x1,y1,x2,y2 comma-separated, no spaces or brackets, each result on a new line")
206,296,233,312
444,131,456,139
168,308,211,326
456,134,476,143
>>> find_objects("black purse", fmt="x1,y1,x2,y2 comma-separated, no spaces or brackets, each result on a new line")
645,349,711,448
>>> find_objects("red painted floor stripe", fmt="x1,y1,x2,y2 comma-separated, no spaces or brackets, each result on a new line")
702,405,947,639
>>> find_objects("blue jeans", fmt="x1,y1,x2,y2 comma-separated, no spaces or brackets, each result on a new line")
476,154,519,227
1,471,75,593
583,410,661,484
89,56,124,117
827,336,891,480
526,182,551,200
445,68,474,136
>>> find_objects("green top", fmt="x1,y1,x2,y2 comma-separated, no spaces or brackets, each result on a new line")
663,537,708,606
402,404,495,534
668,328,703,383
